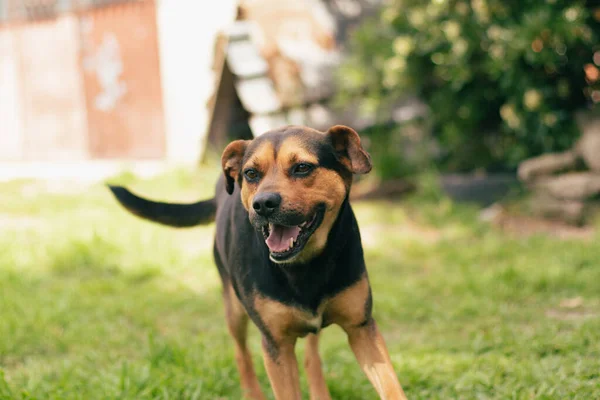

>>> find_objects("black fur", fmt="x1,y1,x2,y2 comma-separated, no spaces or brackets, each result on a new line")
108,185,216,228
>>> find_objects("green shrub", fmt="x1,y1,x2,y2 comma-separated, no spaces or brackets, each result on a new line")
337,0,600,173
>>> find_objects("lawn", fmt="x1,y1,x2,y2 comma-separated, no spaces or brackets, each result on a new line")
0,168,599,399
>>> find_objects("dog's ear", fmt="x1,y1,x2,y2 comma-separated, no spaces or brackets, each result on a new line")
221,140,249,195
326,125,372,174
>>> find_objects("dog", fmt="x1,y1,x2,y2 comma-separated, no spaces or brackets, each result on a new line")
108,125,407,400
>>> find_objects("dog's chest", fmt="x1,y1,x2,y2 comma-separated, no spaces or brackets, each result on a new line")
253,277,370,338
254,296,328,338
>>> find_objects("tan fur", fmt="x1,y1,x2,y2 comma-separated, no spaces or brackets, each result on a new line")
346,324,407,400
262,340,302,400
240,136,347,262
254,295,326,341
323,275,371,328
254,294,317,400
304,333,332,400
222,140,250,194
277,137,320,166
240,141,276,210
223,284,266,400
323,278,407,400
253,277,407,400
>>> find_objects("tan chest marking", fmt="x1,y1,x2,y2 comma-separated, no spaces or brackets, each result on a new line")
323,276,371,329
253,276,371,341
254,295,326,341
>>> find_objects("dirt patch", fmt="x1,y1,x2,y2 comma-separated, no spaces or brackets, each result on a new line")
481,205,595,241
546,297,599,321
546,309,599,321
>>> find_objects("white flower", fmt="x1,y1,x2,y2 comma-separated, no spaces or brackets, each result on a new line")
384,56,407,73
393,36,414,56
487,25,503,40
489,44,505,59
456,2,469,15
471,0,490,23
564,7,580,22
443,21,461,40
408,9,426,27
382,8,398,24
431,53,445,65
453,39,468,56
500,104,521,129
543,113,558,127
523,89,542,110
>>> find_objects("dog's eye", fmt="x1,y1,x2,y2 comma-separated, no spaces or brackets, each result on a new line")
244,169,259,181
292,163,313,176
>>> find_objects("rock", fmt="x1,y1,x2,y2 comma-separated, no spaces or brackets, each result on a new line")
350,179,415,201
479,203,505,223
440,173,518,206
536,172,600,201
529,193,586,226
559,297,584,309
516,111,600,226
576,117,600,172
517,150,578,183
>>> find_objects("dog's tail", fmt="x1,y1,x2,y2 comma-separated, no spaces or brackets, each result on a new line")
108,185,216,228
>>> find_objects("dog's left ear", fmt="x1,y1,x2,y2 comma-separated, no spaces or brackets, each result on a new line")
326,125,372,174
221,140,249,195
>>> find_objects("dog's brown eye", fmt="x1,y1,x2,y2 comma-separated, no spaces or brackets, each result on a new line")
293,163,313,175
244,169,259,181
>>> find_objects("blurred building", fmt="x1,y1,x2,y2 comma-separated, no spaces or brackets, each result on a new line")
204,0,385,158
0,0,237,179
0,0,386,179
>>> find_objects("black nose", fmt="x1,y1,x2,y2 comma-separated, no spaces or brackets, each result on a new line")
252,192,282,217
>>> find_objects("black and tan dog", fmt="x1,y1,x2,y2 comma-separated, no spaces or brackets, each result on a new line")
108,125,407,400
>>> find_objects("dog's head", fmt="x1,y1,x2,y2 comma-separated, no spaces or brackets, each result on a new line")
221,125,371,264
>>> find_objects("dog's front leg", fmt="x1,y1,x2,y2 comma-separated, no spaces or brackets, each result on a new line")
261,336,302,400
345,320,407,400
305,333,331,400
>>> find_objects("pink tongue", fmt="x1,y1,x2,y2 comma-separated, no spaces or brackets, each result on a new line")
266,224,301,253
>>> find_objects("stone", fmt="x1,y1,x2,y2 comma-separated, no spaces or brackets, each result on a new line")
535,172,600,201
576,117,600,172
529,193,586,226
517,151,578,183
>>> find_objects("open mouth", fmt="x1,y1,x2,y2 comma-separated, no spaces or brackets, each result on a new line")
262,208,325,263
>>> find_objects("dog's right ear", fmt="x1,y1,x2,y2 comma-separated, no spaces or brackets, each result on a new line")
221,140,249,195
326,125,372,174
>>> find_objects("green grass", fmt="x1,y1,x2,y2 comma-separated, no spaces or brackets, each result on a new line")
0,168,599,399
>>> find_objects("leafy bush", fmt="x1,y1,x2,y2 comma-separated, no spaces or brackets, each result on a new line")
337,0,600,173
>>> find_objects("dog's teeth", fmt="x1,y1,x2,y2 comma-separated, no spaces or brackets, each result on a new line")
289,237,294,248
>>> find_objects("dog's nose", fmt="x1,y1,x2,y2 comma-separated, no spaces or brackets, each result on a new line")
252,192,282,217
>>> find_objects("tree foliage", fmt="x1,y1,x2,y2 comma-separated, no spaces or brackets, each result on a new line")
337,0,600,172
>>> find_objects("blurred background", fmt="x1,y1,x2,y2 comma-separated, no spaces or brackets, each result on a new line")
1,0,600,399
